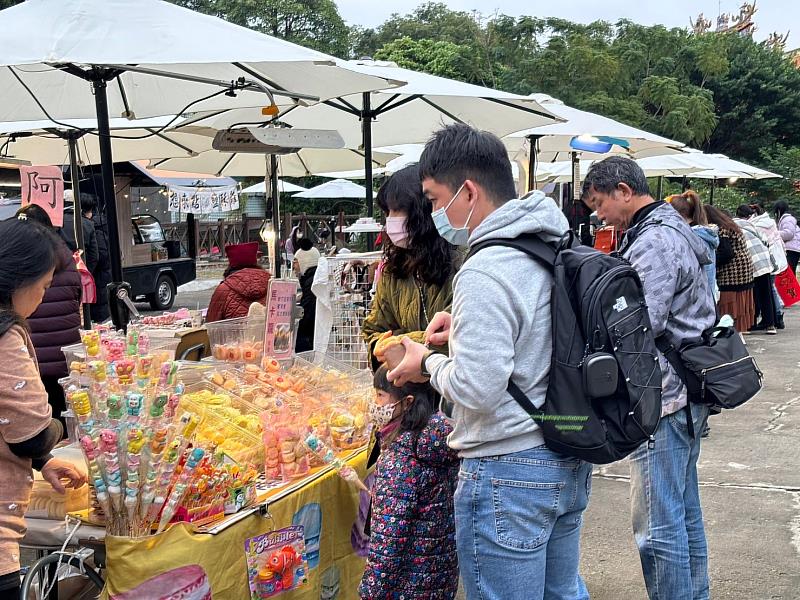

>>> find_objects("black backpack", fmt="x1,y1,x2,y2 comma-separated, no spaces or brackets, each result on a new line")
468,232,662,464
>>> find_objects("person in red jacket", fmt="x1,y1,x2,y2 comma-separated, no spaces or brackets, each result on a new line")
206,242,270,322
15,205,83,436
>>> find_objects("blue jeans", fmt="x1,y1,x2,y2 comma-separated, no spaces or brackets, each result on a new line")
630,403,710,600
455,445,593,600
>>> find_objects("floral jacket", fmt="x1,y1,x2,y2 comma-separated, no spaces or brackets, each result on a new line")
359,413,459,599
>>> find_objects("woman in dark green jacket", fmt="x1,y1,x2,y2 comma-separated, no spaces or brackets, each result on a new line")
362,164,459,371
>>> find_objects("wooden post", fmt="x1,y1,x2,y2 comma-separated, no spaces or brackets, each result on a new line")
218,219,225,257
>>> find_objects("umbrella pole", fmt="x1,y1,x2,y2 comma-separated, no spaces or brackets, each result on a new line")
362,92,375,251
710,178,716,206
270,154,281,278
67,134,91,330
526,135,542,193
656,176,663,201
92,78,123,285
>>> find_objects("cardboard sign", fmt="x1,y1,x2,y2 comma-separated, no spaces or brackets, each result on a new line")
20,165,65,226
264,279,299,360
775,267,800,307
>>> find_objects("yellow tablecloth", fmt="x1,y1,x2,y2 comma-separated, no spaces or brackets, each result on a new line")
103,450,369,599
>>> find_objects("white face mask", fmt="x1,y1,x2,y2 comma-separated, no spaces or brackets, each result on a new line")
368,400,401,430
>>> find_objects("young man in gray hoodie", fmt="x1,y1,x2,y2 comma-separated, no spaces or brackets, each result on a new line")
389,124,593,600
582,157,716,600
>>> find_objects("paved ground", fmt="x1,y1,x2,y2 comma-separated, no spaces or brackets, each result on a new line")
579,306,800,599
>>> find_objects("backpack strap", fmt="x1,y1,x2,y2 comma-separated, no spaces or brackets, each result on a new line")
465,233,560,424
466,232,558,272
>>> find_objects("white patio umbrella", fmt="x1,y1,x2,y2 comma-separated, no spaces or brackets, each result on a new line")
0,117,213,165
0,0,399,286
535,157,702,183
338,218,383,234
241,180,307,194
154,130,398,177
165,60,560,220
294,179,368,199
506,94,685,191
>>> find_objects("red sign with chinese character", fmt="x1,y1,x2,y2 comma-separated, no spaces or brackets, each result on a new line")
20,165,65,227
264,279,299,360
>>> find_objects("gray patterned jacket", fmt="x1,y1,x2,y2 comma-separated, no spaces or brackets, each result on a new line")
622,203,717,416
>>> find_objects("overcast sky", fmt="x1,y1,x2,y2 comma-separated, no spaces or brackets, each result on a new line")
336,0,800,49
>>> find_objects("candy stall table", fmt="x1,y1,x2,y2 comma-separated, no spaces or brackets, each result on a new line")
101,448,370,599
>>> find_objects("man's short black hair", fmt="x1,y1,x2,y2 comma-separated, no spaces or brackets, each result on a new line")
582,156,650,199
297,237,313,251
79,192,97,215
419,123,517,205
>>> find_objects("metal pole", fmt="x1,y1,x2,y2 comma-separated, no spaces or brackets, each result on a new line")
710,178,716,206
67,134,91,330
656,176,664,200
270,154,281,278
92,77,123,283
362,92,375,251
526,135,540,193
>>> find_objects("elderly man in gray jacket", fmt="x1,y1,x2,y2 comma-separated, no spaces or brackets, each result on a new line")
583,157,717,600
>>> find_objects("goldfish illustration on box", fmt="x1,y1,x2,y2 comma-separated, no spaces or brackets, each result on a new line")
245,525,309,598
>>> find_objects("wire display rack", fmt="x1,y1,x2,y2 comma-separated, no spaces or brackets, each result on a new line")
323,252,382,370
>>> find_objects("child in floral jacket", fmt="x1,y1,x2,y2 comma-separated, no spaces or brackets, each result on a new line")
359,365,459,599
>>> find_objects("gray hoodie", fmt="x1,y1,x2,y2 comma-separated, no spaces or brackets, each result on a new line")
426,191,568,458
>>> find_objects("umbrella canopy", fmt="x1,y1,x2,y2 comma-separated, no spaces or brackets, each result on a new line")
0,116,215,165
338,218,383,233
294,179,367,199
534,157,702,183
0,0,399,292
241,180,307,194
0,0,402,122
629,151,780,180
506,94,685,161
153,128,398,177
164,60,560,229
179,61,560,148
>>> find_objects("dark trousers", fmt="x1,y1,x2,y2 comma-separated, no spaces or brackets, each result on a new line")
42,375,68,438
753,274,777,328
788,250,800,275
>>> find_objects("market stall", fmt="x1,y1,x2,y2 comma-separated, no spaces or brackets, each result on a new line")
36,280,376,599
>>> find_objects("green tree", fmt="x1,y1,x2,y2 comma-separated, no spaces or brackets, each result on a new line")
374,37,468,80
168,0,351,57
702,35,800,160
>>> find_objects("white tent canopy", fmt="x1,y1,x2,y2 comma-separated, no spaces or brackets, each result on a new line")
241,180,307,194
0,0,402,122
294,179,367,199
506,94,685,162
667,150,781,180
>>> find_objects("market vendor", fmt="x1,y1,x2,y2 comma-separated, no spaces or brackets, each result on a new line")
361,165,459,371
206,242,271,322
293,238,321,352
0,216,86,598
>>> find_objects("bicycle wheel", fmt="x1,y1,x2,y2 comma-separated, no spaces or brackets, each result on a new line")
19,552,104,600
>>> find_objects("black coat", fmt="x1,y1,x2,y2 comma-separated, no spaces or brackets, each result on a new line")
295,266,317,353
27,243,82,378
60,209,99,272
